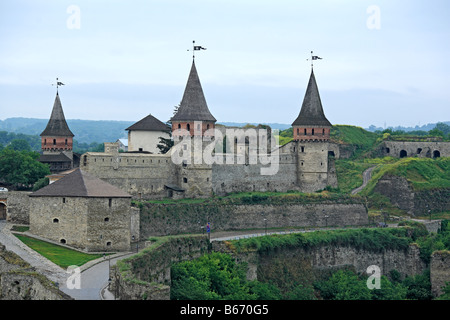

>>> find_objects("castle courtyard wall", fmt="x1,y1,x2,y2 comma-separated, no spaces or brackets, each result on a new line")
81,152,177,199
29,196,132,252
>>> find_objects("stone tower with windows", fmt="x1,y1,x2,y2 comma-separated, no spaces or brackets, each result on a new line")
292,68,334,191
39,92,76,173
171,60,216,197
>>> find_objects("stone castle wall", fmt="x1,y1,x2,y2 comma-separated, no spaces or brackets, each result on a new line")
29,196,132,252
81,151,177,199
81,139,338,199
382,141,450,158
140,201,368,238
111,237,427,300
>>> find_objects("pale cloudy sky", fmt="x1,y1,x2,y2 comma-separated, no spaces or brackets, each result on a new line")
0,0,449,129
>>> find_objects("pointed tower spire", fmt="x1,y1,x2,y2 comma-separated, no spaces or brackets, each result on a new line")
40,92,74,137
172,60,216,137
292,69,331,141
40,92,74,153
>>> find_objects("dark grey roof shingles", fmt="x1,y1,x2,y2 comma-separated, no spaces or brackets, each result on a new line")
125,114,170,132
40,93,75,137
292,69,332,127
30,168,131,198
171,61,216,122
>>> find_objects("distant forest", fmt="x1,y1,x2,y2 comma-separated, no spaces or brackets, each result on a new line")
0,117,448,154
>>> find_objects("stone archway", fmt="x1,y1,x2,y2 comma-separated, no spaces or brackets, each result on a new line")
433,150,441,158
0,202,6,220
400,150,408,158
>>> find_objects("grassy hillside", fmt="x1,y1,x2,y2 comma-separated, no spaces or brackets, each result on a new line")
361,157,450,195
330,125,380,158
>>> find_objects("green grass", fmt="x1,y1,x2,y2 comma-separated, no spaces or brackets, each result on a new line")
361,157,450,195
330,125,380,158
14,234,106,269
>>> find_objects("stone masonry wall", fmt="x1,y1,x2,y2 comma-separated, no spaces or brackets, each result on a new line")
110,235,209,300
112,236,426,300
0,243,72,300
374,175,450,216
140,202,368,238
4,191,31,224
382,141,450,158
430,250,450,297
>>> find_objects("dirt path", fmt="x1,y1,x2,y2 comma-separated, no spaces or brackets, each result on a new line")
351,166,376,195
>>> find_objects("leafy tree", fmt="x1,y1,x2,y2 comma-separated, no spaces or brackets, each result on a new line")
7,139,32,151
314,270,372,300
247,280,282,300
0,148,50,189
157,104,177,154
370,276,407,300
402,269,433,300
171,252,255,300
156,136,173,154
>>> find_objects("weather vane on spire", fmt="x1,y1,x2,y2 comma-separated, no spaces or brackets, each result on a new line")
307,51,322,69
188,40,206,60
52,78,65,92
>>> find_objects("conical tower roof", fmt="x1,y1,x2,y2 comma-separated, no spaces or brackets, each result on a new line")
40,92,74,137
171,61,216,122
292,69,331,127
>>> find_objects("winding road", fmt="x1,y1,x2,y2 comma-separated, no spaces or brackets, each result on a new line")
351,166,376,195
0,221,130,300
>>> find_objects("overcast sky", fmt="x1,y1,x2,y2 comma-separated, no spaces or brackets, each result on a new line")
1,0,449,129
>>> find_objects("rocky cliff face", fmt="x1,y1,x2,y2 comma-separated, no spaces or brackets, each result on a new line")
0,243,72,300
373,174,450,216
430,250,450,297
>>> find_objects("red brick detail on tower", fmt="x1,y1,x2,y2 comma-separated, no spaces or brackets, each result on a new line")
172,121,215,138
41,136,73,151
293,127,330,141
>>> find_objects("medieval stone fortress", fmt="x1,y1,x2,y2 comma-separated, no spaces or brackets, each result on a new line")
1,56,449,301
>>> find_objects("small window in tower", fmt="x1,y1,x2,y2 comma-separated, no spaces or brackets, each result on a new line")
53,218,59,223
304,129,307,135
60,239,66,244
44,139,47,146
178,123,181,129
187,123,191,131
106,241,112,247
108,198,112,207
183,177,188,183
312,128,315,135
322,129,325,135
65,139,68,146
301,146,305,152
207,124,210,130
53,139,56,145
62,198,66,204
104,217,110,222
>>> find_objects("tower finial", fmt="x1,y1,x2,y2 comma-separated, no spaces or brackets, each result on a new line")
188,40,207,60
307,51,323,69
52,77,65,93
